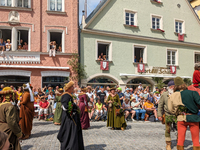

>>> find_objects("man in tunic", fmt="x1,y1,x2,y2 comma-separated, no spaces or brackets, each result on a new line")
168,77,200,150
158,80,175,150
19,83,34,140
0,87,22,150
57,81,84,150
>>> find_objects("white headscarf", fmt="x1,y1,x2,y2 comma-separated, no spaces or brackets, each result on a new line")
24,83,34,102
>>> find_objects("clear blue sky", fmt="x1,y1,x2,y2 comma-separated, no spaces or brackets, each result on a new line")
79,0,101,23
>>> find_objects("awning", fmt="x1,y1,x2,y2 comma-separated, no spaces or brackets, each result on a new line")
120,73,192,79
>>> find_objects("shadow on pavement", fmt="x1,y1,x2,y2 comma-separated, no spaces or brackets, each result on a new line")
85,144,107,150
33,121,53,126
31,130,59,138
21,145,33,150
89,125,105,129
171,140,193,150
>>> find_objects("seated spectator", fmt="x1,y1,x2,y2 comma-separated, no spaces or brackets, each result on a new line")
88,97,95,121
38,88,45,99
98,55,103,61
38,96,49,121
148,92,154,103
154,91,160,108
117,87,124,105
138,83,143,91
132,90,138,102
123,98,135,121
139,57,143,63
48,91,55,115
131,97,146,121
5,39,11,51
95,98,103,121
143,98,158,121
124,88,131,99
103,55,106,60
18,45,22,50
134,56,137,62
20,39,24,48
23,42,28,50
57,45,62,52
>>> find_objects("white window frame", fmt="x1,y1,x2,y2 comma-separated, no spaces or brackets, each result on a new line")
16,0,31,8
124,9,138,26
47,0,65,12
15,27,31,51
151,14,163,30
132,44,147,64
194,51,200,64
47,29,65,53
95,40,112,61
174,19,185,34
0,0,12,6
166,48,178,66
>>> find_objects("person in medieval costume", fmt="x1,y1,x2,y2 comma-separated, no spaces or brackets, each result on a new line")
57,81,84,150
53,88,64,125
78,87,90,129
106,87,127,131
168,77,200,150
158,80,175,150
0,87,22,150
19,83,34,140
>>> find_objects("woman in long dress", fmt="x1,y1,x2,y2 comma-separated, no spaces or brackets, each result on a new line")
78,87,90,129
107,87,127,131
53,88,63,125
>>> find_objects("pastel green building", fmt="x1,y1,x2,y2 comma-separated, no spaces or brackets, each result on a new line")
80,0,200,90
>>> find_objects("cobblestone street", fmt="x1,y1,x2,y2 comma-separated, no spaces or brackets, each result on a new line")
21,119,194,150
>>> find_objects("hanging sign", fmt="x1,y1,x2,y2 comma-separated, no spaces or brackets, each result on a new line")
170,66,176,74
138,64,145,73
100,61,109,71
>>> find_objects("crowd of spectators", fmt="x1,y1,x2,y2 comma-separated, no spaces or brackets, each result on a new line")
0,83,167,122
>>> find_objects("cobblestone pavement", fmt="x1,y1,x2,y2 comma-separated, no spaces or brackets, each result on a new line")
21,119,194,150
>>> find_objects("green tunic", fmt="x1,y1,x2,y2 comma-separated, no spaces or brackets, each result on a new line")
107,94,127,129
53,96,62,124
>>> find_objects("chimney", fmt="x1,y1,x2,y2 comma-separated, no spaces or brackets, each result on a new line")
84,0,87,18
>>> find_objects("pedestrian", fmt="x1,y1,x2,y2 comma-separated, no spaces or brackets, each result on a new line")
158,80,175,150
19,83,34,140
106,87,127,131
57,81,84,150
53,88,64,125
168,77,200,150
0,87,22,150
78,87,90,129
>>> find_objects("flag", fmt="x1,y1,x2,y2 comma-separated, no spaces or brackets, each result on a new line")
100,61,109,71
138,64,145,73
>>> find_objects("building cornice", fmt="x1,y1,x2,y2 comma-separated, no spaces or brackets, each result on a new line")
0,65,70,70
82,28,200,48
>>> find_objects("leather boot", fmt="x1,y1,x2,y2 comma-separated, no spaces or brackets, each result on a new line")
177,145,184,150
193,146,200,150
166,141,171,150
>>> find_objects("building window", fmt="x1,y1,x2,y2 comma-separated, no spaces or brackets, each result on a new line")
0,29,12,52
175,20,185,34
50,32,62,52
0,0,12,6
125,12,135,26
17,30,29,50
17,0,29,8
48,0,63,11
42,76,68,88
152,17,160,29
167,50,176,65
133,45,147,63
195,53,200,63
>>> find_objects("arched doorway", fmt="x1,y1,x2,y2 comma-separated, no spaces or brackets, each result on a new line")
126,78,153,90
87,77,118,89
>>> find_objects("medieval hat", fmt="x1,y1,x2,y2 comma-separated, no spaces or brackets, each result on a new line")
81,86,87,92
58,88,63,92
64,81,74,91
130,96,136,101
110,87,116,91
174,77,184,86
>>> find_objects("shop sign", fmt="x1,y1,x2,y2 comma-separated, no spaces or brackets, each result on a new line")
0,53,40,64
144,67,172,74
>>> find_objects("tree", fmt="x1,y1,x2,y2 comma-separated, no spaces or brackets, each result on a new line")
183,78,192,86
152,77,165,89
67,52,87,81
